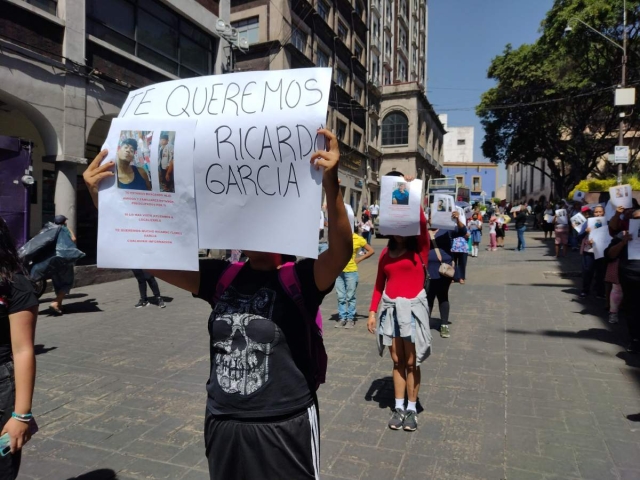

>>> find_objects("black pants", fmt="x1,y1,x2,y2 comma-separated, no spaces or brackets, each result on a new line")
581,253,605,296
452,252,467,280
620,276,640,340
427,277,452,325
205,404,320,480
0,362,20,480
132,270,160,301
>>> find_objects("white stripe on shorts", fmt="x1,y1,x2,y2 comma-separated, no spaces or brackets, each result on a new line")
308,404,320,479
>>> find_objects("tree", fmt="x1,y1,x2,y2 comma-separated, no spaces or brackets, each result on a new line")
477,0,640,198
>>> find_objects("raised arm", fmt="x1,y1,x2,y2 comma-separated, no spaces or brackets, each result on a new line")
313,129,352,292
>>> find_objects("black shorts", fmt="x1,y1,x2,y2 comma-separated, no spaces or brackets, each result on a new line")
204,404,320,480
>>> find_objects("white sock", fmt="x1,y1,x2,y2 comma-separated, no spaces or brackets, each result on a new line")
407,401,417,412
395,398,405,410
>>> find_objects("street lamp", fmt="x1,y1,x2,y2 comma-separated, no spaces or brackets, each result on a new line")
216,19,249,73
565,0,629,185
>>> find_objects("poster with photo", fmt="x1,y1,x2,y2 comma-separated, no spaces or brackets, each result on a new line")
430,193,457,230
586,216,605,238
573,190,586,202
378,177,422,236
570,213,587,233
97,117,199,271
555,209,568,225
605,201,616,221
590,226,612,260
628,219,640,260
609,184,633,209
158,131,176,193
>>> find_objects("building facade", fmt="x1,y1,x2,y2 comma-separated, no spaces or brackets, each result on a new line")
231,0,444,212
442,162,499,202
506,159,554,204
0,0,226,261
439,114,474,164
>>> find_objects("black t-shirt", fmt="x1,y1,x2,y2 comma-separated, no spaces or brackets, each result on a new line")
515,212,528,228
195,258,330,419
0,274,38,364
605,237,640,282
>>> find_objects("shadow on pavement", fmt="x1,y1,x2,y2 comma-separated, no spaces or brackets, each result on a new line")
39,292,88,304
41,299,103,316
363,377,425,413
34,344,57,355
67,469,117,480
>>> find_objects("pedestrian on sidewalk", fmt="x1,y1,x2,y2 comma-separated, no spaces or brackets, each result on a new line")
468,213,482,257
335,230,374,328
605,255,623,325
84,129,353,480
515,207,528,251
495,215,506,248
0,217,38,479
131,270,165,308
427,212,468,340
49,215,77,316
543,203,555,239
358,213,374,253
367,173,431,433
451,232,470,284
606,206,640,353
554,212,569,258
578,205,606,299
487,216,498,251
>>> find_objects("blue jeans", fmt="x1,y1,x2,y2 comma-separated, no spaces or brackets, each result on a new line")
318,243,329,255
336,271,358,320
516,226,526,250
0,362,21,478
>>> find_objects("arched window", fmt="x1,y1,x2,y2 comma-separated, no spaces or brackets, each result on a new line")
382,111,409,145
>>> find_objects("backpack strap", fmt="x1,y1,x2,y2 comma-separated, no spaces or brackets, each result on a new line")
212,262,245,304
277,262,311,322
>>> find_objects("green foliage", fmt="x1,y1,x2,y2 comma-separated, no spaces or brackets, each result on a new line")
478,0,640,198
492,197,502,204
567,174,640,199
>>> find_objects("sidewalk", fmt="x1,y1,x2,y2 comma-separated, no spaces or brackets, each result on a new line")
19,229,640,479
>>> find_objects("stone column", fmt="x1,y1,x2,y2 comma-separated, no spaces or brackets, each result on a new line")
54,162,77,231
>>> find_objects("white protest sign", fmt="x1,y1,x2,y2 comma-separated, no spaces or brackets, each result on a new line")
587,216,606,241
605,201,616,221
544,213,555,224
573,190,586,202
345,203,355,233
629,219,640,260
378,177,422,236
570,213,587,233
615,145,629,164
119,68,332,259
430,194,456,230
97,117,199,270
590,226,612,260
555,209,568,225
609,184,633,209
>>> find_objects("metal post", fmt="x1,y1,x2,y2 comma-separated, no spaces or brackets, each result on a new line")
618,0,627,185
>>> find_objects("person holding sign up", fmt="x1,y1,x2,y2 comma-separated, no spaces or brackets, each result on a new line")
367,172,431,433
83,129,353,480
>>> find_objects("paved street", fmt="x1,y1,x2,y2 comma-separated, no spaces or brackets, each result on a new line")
19,229,640,480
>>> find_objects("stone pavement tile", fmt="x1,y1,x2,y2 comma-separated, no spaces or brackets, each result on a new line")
140,416,201,448
322,424,383,448
17,457,89,480
124,439,179,462
326,457,367,479
377,428,413,452
396,453,437,477
320,438,346,471
605,439,640,469
504,467,546,480
574,449,619,480
168,443,206,469
50,442,115,468
506,451,580,477
431,459,504,480
506,414,567,433
506,425,539,455
619,467,640,480
179,469,208,480
537,429,607,452
339,444,404,471
119,457,191,479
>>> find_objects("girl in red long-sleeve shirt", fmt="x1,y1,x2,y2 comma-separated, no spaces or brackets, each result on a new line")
367,174,430,432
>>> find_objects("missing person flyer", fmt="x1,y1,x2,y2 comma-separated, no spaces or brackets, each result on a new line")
378,177,422,236
97,117,199,271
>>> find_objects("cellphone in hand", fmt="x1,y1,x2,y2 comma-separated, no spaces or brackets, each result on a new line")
0,418,39,456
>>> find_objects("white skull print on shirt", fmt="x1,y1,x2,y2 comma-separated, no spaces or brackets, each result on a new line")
210,287,277,395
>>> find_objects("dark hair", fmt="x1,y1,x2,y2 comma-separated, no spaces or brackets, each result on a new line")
0,217,24,284
160,134,169,140
122,138,138,151
362,213,370,222
387,235,419,253
385,170,404,177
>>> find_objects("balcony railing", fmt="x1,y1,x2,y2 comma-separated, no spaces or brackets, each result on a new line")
371,37,381,53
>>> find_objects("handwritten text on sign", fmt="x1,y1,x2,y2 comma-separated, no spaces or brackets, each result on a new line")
118,69,333,258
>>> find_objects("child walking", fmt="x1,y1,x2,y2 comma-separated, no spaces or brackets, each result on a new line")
468,213,482,257
487,216,497,251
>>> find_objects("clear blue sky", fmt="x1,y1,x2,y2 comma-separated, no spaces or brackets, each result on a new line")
427,0,555,183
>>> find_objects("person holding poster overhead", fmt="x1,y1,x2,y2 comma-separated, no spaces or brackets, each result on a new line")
605,206,640,353
83,129,353,480
367,172,431,433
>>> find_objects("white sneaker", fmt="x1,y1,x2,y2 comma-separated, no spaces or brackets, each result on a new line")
609,313,619,324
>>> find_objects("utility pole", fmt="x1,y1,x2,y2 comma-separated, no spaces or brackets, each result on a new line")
618,0,628,185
